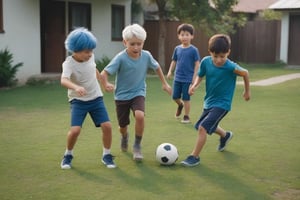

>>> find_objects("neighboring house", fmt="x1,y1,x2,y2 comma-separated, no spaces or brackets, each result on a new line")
269,0,300,65
233,0,278,20
0,0,132,83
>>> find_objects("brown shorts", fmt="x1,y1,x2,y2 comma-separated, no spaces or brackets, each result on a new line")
115,96,145,128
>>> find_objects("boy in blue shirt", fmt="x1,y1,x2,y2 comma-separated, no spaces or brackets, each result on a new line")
167,24,201,123
100,24,172,161
181,34,251,167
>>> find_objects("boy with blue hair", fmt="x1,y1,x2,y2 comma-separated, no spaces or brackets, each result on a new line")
181,34,251,167
100,24,172,161
60,28,116,169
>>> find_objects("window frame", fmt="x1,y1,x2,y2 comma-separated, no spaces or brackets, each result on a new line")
0,0,4,33
68,2,91,31
111,4,125,41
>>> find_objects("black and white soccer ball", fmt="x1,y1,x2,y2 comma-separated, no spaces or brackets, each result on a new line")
155,143,179,165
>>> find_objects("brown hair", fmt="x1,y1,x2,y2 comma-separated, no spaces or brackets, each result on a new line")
208,34,231,54
177,23,194,35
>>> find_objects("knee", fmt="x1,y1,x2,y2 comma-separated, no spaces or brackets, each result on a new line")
198,126,207,135
135,111,144,122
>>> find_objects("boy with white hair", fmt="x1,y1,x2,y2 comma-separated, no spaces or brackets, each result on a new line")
100,24,172,161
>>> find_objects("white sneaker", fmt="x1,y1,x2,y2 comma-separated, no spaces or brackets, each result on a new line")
133,147,143,161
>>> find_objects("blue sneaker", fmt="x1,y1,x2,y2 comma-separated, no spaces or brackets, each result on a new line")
218,131,233,152
61,154,73,169
102,154,116,168
181,155,200,167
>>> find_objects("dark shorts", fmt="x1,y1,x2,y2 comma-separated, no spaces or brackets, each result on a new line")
115,96,145,128
194,107,228,135
70,97,110,127
172,81,191,101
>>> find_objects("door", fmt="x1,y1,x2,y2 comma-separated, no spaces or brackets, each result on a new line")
40,0,91,73
40,0,66,73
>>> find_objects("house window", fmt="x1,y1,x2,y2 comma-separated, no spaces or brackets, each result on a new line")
0,0,4,33
111,5,125,41
69,2,91,31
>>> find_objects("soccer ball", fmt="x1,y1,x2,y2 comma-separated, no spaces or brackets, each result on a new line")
155,143,179,165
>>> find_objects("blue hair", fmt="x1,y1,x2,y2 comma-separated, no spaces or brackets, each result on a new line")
65,27,97,52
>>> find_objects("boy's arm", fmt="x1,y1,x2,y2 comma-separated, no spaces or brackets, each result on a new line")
234,69,250,101
192,60,200,84
189,75,202,96
61,77,87,96
99,70,114,92
167,60,176,79
155,66,172,96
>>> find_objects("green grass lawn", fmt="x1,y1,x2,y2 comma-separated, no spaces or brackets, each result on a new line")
0,64,299,200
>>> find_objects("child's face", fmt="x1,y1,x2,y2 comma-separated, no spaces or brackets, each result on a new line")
123,36,144,59
178,31,193,46
210,51,230,67
73,50,93,62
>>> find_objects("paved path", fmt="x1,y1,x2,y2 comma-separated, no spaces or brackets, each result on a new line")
237,73,300,86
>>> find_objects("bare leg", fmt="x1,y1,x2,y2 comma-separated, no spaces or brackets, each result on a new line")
183,100,190,116
191,126,207,157
101,121,112,149
134,110,144,137
214,126,226,138
67,126,81,150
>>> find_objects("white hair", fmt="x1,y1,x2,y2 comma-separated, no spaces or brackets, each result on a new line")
122,24,147,41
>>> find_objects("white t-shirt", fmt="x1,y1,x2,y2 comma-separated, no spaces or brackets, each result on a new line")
61,54,103,101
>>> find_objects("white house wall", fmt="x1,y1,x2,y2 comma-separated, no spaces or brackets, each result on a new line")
0,0,131,83
91,0,132,59
0,0,41,83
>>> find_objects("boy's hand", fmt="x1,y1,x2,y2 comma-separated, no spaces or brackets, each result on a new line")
189,85,195,96
162,84,172,96
243,91,250,101
75,86,87,96
104,82,115,92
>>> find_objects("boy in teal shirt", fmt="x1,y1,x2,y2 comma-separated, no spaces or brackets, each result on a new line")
181,34,251,167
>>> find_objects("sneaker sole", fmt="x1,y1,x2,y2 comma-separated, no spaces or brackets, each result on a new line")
101,159,117,169
61,164,71,169
218,132,233,152
180,161,199,167
181,120,191,124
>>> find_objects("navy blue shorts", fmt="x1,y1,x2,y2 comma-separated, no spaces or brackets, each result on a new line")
70,97,110,127
194,107,228,135
172,81,191,101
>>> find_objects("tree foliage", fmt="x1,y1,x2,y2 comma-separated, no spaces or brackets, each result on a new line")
170,0,247,36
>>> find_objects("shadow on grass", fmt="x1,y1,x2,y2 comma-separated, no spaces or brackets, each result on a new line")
189,151,272,199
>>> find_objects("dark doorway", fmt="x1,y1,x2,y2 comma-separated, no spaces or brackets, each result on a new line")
40,0,66,73
40,0,92,73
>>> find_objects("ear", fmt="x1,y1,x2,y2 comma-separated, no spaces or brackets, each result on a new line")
123,39,127,47
227,49,231,56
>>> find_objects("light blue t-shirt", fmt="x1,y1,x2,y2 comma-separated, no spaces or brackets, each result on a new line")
172,45,200,82
199,56,247,111
104,49,159,100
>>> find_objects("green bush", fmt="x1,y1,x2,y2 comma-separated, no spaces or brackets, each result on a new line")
95,56,111,72
0,48,23,87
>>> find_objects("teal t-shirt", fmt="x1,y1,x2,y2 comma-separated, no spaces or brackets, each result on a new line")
104,49,159,100
199,56,247,111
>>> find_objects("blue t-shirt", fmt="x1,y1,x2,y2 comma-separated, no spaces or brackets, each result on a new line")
104,49,159,100
172,45,200,82
199,56,247,111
